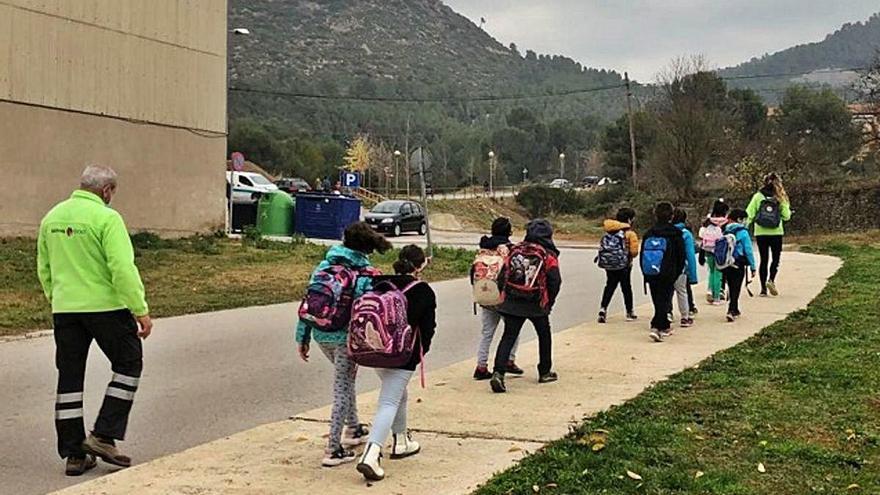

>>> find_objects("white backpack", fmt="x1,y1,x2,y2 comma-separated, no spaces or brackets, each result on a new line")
471,245,508,307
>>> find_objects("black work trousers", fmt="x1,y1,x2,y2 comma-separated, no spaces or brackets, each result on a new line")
648,280,675,331
493,314,552,376
53,310,143,459
600,267,634,313
723,266,747,315
756,235,783,292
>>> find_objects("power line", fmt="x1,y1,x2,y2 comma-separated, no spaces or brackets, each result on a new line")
720,66,868,81
229,67,870,105
229,82,627,104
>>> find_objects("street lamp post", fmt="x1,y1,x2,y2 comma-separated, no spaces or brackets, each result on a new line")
393,150,401,197
488,150,496,197
227,27,251,236
559,152,566,180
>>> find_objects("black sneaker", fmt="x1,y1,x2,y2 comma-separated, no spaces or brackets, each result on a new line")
473,366,492,380
506,361,525,375
626,312,638,322
490,372,506,393
538,372,559,384
322,447,357,467
690,306,699,315
597,310,607,324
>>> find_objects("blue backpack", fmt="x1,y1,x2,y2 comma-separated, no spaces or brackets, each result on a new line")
641,236,668,278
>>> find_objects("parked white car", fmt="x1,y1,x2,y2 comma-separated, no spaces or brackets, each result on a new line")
549,178,573,189
226,171,278,204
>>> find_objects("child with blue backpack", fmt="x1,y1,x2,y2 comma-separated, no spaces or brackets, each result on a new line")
719,209,757,322
295,222,391,467
672,208,699,327
597,208,640,323
641,202,686,343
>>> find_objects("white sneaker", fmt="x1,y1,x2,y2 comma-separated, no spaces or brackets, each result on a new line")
342,424,370,448
356,442,384,481
649,330,663,342
390,432,421,459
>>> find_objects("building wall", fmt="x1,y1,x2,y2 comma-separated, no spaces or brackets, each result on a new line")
0,0,227,236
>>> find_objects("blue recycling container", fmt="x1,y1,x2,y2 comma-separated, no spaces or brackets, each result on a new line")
294,194,362,240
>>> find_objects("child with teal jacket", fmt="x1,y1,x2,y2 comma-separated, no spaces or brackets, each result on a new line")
672,209,698,327
295,223,392,467
722,209,757,323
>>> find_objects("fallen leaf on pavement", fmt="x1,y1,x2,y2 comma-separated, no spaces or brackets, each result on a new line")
296,437,308,442
757,463,766,473
626,470,643,481
508,446,522,452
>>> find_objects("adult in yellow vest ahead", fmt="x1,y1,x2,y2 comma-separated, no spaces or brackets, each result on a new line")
37,165,152,477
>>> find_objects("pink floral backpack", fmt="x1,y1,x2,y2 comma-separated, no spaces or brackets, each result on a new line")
347,280,423,369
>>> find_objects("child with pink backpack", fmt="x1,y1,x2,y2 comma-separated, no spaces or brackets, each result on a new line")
698,200,730,305
352,245,437,482
295,222,391,468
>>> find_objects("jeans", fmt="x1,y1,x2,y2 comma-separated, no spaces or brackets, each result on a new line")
599,267,634,313
756,235,783,292
318,343,359,451
53,310,143,459
367,368,414,447
493,315,553,376
706,256,723,300
724,265,746,315
673,274,690,320
476,307,518,368
648,280,675,331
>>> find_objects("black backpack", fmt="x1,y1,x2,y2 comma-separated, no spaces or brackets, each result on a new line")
755,196,781,229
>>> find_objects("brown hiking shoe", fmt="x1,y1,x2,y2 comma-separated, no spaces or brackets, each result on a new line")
65,455,97,476
83,434,132,468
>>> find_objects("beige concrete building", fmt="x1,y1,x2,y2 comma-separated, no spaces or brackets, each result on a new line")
0,0,227,236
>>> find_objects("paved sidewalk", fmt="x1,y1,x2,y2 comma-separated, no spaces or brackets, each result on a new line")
52,252,840,495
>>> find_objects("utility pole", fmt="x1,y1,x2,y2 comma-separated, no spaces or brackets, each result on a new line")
624,72,639,189
417,148,433,258
404,115,411,198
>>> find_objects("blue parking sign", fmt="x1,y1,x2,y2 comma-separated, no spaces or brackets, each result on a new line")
341,171,361,188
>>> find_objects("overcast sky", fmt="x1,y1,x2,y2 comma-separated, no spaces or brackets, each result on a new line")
443,0,879,82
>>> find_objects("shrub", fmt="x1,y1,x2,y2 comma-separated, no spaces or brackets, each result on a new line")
130,232,169,250
516,186,585,217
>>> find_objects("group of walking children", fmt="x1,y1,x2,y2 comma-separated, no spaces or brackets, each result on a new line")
595,172,791,341
295,222,437,482
470,218,562,393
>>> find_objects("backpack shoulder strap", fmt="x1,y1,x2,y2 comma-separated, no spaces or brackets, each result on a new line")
402,280,425,294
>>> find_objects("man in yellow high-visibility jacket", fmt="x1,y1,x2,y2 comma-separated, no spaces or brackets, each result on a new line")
37,165,153,476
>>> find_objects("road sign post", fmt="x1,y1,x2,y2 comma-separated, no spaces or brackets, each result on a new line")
228,152,245,235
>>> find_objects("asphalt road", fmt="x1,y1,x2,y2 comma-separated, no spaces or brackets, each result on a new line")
0,247,647,495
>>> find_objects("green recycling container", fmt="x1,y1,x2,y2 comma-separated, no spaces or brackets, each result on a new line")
256,191,295,236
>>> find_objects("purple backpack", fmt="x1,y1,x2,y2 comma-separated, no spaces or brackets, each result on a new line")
347,280,422,368
297,265,360,332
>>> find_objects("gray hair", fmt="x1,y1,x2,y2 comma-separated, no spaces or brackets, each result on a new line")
80,165,117,190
